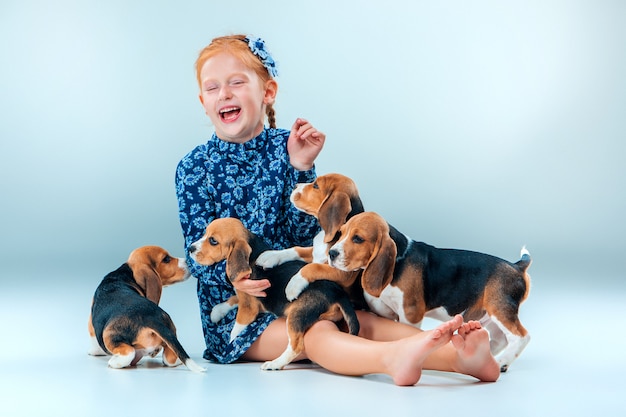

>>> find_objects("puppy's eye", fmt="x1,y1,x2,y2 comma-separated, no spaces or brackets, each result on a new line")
312,182,319,189
209,237,218,246
352,235,364,244
163,255,172,263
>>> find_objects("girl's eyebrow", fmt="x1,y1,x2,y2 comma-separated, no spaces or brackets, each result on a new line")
228,72,251,80
202,72,250,85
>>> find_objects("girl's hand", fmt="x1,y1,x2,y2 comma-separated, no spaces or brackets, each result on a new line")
233,277,271,297
287,118,326,171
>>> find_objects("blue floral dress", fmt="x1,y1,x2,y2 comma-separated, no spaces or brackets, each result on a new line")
175,127,319,363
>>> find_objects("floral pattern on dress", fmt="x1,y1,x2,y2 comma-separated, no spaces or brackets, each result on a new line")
175,127,319,363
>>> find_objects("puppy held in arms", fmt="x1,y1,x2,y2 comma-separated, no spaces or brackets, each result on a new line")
88,246,205,373
189,217,360,371
327,212,532,372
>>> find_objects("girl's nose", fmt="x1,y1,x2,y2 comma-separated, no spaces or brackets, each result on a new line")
218,85,232,101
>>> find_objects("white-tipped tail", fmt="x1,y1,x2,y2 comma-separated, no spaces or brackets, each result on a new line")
520,245,530,257
185,358,206,373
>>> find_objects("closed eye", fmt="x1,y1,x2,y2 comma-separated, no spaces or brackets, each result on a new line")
209,237,218,246
163,255,172,263
352,235,364,244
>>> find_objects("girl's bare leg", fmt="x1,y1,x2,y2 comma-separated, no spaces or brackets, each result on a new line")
245,314,480,386
243,313,499,385
241,313,449,363
305,314,464,385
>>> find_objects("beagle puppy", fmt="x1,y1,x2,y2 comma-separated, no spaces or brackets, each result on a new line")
88,246,205,373
189,217,360,370
256,173,366,306
328,211,532,372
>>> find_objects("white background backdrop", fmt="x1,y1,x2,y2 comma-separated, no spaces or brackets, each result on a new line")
1,0,624,284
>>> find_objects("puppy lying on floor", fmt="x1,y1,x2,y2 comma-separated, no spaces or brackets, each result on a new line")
327,212,532,372
88,246,205,372
189,217,360,370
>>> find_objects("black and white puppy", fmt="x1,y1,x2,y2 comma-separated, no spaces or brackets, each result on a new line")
88,246,205,372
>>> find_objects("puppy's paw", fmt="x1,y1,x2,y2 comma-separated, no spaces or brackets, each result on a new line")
88,347,107,356
229,322,247,342
210,301,237,323
261,360,285,371
261,346,297,371
108,352,134,369
88,337,107,356
256,249,296,268
285,273,309,301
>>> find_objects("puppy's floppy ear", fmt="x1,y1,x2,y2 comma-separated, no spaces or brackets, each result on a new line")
318,192,352,243
133,264,163,304
225,239,252,283
361,234,397,298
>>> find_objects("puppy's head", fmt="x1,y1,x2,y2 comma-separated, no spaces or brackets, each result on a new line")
127,246,190,304
328,212,396,297
189,218,253,283
290,173,363,243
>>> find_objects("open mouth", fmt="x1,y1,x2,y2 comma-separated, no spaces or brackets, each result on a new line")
219,106,241,122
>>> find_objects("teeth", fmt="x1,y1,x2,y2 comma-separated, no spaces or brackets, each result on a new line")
220,107,239,114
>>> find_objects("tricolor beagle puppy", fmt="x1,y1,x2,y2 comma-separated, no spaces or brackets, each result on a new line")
189,217,360,370
256,173,366,307
88,246,205,373
328,211,532,372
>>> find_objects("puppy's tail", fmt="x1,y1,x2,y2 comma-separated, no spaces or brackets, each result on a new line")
515,246,532,271
152,318,206,373
515,246,532,302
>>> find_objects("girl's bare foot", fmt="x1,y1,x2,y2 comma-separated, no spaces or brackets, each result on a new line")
386,314,464,386
451,320,500,382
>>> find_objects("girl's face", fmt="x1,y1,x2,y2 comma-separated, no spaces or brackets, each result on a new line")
199,52,277,143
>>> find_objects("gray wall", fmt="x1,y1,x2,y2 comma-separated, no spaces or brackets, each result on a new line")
2,0,624,288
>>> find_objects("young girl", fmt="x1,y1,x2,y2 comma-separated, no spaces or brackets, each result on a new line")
175,34,500,386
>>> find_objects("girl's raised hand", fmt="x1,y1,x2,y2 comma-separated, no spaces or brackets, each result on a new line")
287,118,326,171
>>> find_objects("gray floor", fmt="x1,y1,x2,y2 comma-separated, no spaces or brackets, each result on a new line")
2,269,625,417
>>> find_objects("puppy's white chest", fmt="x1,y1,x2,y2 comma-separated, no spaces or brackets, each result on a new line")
364,285,405,322
312,232,327,264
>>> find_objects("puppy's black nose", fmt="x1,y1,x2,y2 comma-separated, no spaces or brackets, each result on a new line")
189,245,196,254
328,249,339,261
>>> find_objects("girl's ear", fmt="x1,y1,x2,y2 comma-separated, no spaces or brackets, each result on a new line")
264,79,278,105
